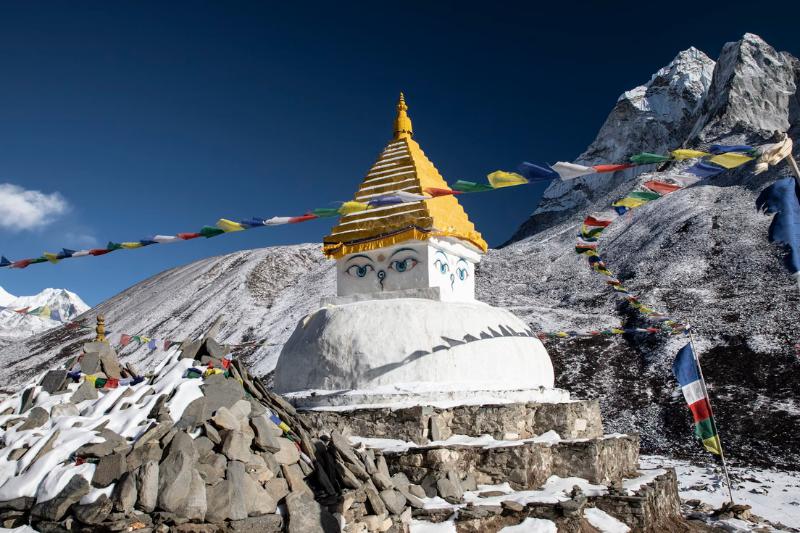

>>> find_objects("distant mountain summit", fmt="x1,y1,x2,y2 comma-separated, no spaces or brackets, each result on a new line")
0,287,89,340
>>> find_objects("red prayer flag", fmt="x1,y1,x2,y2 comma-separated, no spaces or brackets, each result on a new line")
89,249,111,256
583,216,613,227
688,398,712,423
592,163,635,173
288,214,318,224
12,260,32,268
644,180,682,195
120,334,131,346
178,232,201,240
15,307,30,314
221,358,231,369
424,187,462,197
164,340,172,350
105,378,119,389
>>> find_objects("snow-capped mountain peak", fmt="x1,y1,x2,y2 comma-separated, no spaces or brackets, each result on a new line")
0,287,90,340
0,287,15,307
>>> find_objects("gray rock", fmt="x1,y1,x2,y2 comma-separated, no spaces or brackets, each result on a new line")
228,515,283,533
73,494,113,525
376,454,391,479
462,473,478,492
176,396,209,430
364,482,386,516
205,462,248,523
203,422,222,445
112,472,137,513
436,473,463,504
126,441,162,471
251,417,281,452
221,430,253,462
501,500,525,512
133,422,170,449
136,461,159,513
80,352,101,374
211,407,240,431
50,403,79,419
229,400,251,421
180,468,207,520
265,478,289,503
29,430,60,465
205,338,230,359
92,452,127,488
247,397,267,418
7,447,28,461
397,485,425,509
99,348,122,380
70,380,98,403
18,407,49,430
243,470,277,516
429,414,451,441
179,339,202,360
285,491,339,533
197,453,227,485
31,475,89,521
40,370,68,394
281,463,312,495
408,484,427,499
0,497,34,511
157,431,196,513
272,437,300,465
372,472,393,491
201,373,245,413
19,387,35,413
380,489,406,515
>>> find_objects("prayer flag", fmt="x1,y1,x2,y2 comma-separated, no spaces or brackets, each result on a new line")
43,253,60,264
517,162,559,181
12,259,32,268
451,180,494,193
338,201,370,215
673,343,722,455
487,171,529,189
754,137,793,175
311,208,341,218
200,226,225,238
289,214,318,223
551,162,595,180
755,177,800,274
51,310,61,322
612,197,648,209
0,256,10,267
178,232,201,240
58,249,76,259
152,235,179,244
147,339,157,350
424,187,462,197
583,216,613,227
71,250,91,257
708,144,753,155
684,161,724,178
138,239,157,246
216,219,246,232
238,218,267,228
164,340,173,350
629,153,670,165
592,163,635,173
671,149,710,160
708,152,754,169
107,242,123,251
627,190,661,201
120,334,131,346
643,180,682,195
120,242,143,249
15,307,29,314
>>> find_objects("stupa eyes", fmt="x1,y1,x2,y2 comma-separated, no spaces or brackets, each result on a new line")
346,264,374,278
389,258,418,273
456,259,468,281
434,259,449,274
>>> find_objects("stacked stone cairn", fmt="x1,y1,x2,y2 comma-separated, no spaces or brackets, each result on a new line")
0,322,705,532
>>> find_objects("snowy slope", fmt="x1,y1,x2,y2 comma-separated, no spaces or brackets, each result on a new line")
0,287,14,307
0,33,798,471
0,288,89,340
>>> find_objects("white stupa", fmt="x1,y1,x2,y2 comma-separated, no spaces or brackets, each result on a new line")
274,94,562,407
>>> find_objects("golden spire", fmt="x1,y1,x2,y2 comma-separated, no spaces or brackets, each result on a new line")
95,314,106,343
393,92,413,140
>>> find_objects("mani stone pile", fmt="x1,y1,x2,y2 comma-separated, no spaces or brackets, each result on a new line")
0,326,693,532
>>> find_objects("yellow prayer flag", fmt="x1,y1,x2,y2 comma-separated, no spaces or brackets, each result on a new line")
612,197,648,208
85,375,97,384
216,219,245,232
708,152,753,169
610,328,625,334
39,305,51,318
702,435,722,455
671,149,710,160
487,171,529,189
338,201,370,215
121,242,143,249
43,252,60,264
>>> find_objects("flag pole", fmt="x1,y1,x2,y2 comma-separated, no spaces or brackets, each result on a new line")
688,327,735,505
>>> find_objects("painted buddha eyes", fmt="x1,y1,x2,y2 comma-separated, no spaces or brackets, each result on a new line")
433,259,449,274
346,264,374,278
456,266,468,281
390,258,418,273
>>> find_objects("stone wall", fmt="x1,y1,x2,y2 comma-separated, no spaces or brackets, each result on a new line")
302,400,604,444
595,469,683,532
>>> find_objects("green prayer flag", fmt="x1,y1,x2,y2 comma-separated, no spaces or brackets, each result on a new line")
629,153,670,165
311,208,341,218
200,226,225,238
29,257,48,264
94,377,108,388
106,241,123,251
627,190,661,201
451,180,494,193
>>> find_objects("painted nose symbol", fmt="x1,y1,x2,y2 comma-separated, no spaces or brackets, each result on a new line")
377,270,386,289
450,273,455,290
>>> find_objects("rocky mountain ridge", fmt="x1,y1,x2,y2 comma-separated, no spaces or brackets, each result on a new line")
0,287,89,341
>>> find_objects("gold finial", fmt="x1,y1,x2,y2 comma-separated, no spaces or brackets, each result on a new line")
95,314,106,343
393,92,413,140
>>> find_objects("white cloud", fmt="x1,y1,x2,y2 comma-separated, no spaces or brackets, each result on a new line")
0,183,69,231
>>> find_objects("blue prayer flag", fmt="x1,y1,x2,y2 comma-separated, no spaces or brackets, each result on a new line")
684,161,724,179
673,343,701,386
756,177,800,274
0,256,10,268
517,162,560,182
708,144,754,155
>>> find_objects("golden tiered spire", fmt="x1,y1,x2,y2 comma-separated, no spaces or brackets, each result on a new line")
393,92,413,139
323,94,487,259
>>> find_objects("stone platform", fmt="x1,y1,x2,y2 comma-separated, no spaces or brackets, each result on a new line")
301,400,604,444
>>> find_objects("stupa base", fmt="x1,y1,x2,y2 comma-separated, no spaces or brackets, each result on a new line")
282,382,570,410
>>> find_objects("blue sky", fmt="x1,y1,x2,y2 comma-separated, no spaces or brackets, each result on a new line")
1,2,798,305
